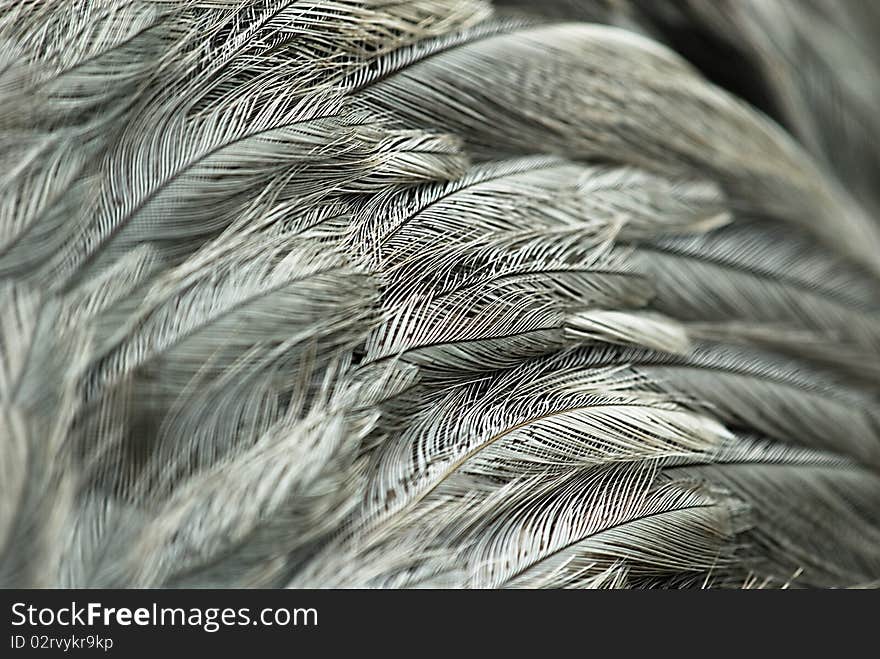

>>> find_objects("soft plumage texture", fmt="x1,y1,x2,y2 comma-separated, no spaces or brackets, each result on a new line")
1,0,879,589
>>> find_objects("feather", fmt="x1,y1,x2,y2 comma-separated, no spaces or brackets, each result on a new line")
4,0,481,287
566,309,692,355
685,322,880,387
351,21,880,273
83,233,379,502
312,465,749,588
664,436,880,587
552,342,880,466
357,157,723,371
627,0,880,216
623,220,880,354
440,467,750,588
115,381,373,587
353,157,729,272
0,284,84,586
298,352,735,584
49,94,465,286
3,0,880,590
0,0,174,131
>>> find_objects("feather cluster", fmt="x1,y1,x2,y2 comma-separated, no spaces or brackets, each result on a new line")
1,0,879,588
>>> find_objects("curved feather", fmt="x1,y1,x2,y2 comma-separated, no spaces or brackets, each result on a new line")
664,435,880,587
352,21,880,273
